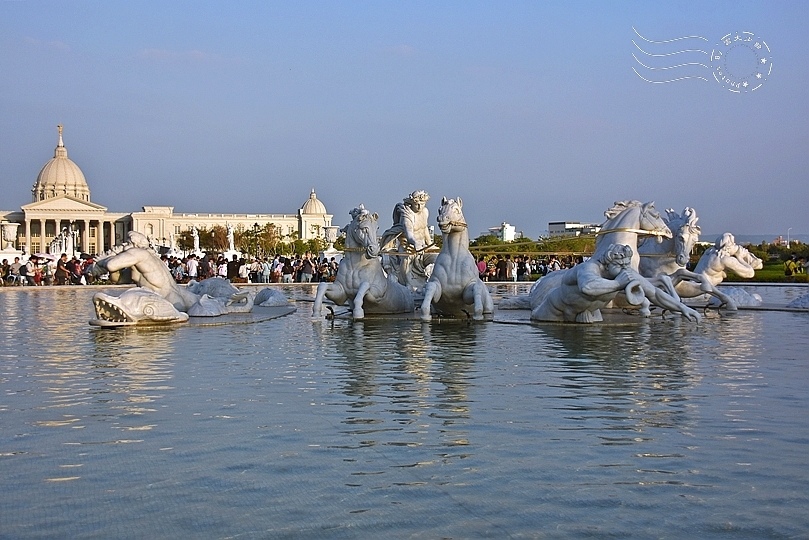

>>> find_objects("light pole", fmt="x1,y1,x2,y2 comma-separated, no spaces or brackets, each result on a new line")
787,227,792,248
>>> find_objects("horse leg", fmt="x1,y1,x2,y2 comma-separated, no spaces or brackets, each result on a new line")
312,281,330,318
650,274,681,302
313,281,346,319
708,287,738,311
420,281,440,321
464,282,489,320
353,281,371,319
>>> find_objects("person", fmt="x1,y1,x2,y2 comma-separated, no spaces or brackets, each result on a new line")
505,255,516,282
225,254,239,281
281,257,294,283
186,254,199,280
784,254,798,279
477,256,487,280
238,258,250,282
1,259,10,286
300,252,314,283
93,231,200,311
249,258,262,283
198,255,211,279
261,258,272,283
55,254,70,285
496,255,506,281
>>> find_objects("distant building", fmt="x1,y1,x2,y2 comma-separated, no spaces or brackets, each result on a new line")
487,222,517,242
548,221,601,238
0,125,333,255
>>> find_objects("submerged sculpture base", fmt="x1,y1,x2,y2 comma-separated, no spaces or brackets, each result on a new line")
91,305,296,328
321,307,492,323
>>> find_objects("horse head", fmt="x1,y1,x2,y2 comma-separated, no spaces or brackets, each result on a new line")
638,201,672,242
346,205,380,258
668,207,701,266
437,197,467,234
601,200,671,243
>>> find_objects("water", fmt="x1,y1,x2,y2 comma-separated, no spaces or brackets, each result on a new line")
1,285,808,538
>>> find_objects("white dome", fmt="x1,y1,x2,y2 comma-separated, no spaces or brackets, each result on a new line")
300,189,327,214
32,125,90,202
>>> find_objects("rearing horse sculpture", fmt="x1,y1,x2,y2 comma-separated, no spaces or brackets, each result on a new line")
420,197,494,321
312,205,414,320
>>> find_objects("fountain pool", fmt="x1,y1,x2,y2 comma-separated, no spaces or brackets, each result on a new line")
1,284,807,538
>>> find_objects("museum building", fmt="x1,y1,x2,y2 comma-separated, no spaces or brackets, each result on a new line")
0,126,333,256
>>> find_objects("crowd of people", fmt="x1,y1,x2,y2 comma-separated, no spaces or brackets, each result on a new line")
2,250,342,287
161,251,340,284
3,249,593,287
475,254,587,282
1,253,98,286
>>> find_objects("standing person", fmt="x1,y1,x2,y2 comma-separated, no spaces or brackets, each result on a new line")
505,255,516,282
516,256,527,282
227,254,240,281
300,252,314,283
477,256,488,280
261,258,272,283
281,257,294,283
55,253,70,285
249,258,262,283
186,254,199,280
496,256,507,281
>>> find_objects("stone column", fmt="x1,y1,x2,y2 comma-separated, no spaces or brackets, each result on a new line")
83,219,90,254
39,219,46,254
24,218,31,255
109,220,116,250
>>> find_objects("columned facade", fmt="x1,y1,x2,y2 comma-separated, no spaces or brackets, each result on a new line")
0,126,332,258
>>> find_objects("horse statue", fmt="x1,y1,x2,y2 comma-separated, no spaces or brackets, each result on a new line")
638,207,701,278
312,205,414,320
420,197,494,321
664,232,763,309
522,200,671,316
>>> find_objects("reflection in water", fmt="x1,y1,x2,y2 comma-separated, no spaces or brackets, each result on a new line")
312,319,478,472
2,288,808,538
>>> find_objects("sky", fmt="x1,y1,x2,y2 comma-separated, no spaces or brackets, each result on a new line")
1,1,807,240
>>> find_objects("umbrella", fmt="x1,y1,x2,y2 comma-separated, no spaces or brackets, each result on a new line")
33,253,57,261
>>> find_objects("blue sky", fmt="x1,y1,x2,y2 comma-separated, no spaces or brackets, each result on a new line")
2,1,807,239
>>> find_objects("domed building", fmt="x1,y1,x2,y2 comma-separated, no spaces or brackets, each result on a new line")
1,125,333,257
32,125,91,202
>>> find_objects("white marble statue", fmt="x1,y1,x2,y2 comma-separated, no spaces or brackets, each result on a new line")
522,200,671,317
92,289,189,326
638,207,701,277
530,243,701,323
380,190,437,290
90,231,263,326
420,197,494,321
191,226,200,253
226,223,235,253
312,205,414,320
664,233,763,309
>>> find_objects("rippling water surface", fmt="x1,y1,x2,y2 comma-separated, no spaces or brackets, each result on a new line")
1,286,808,538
